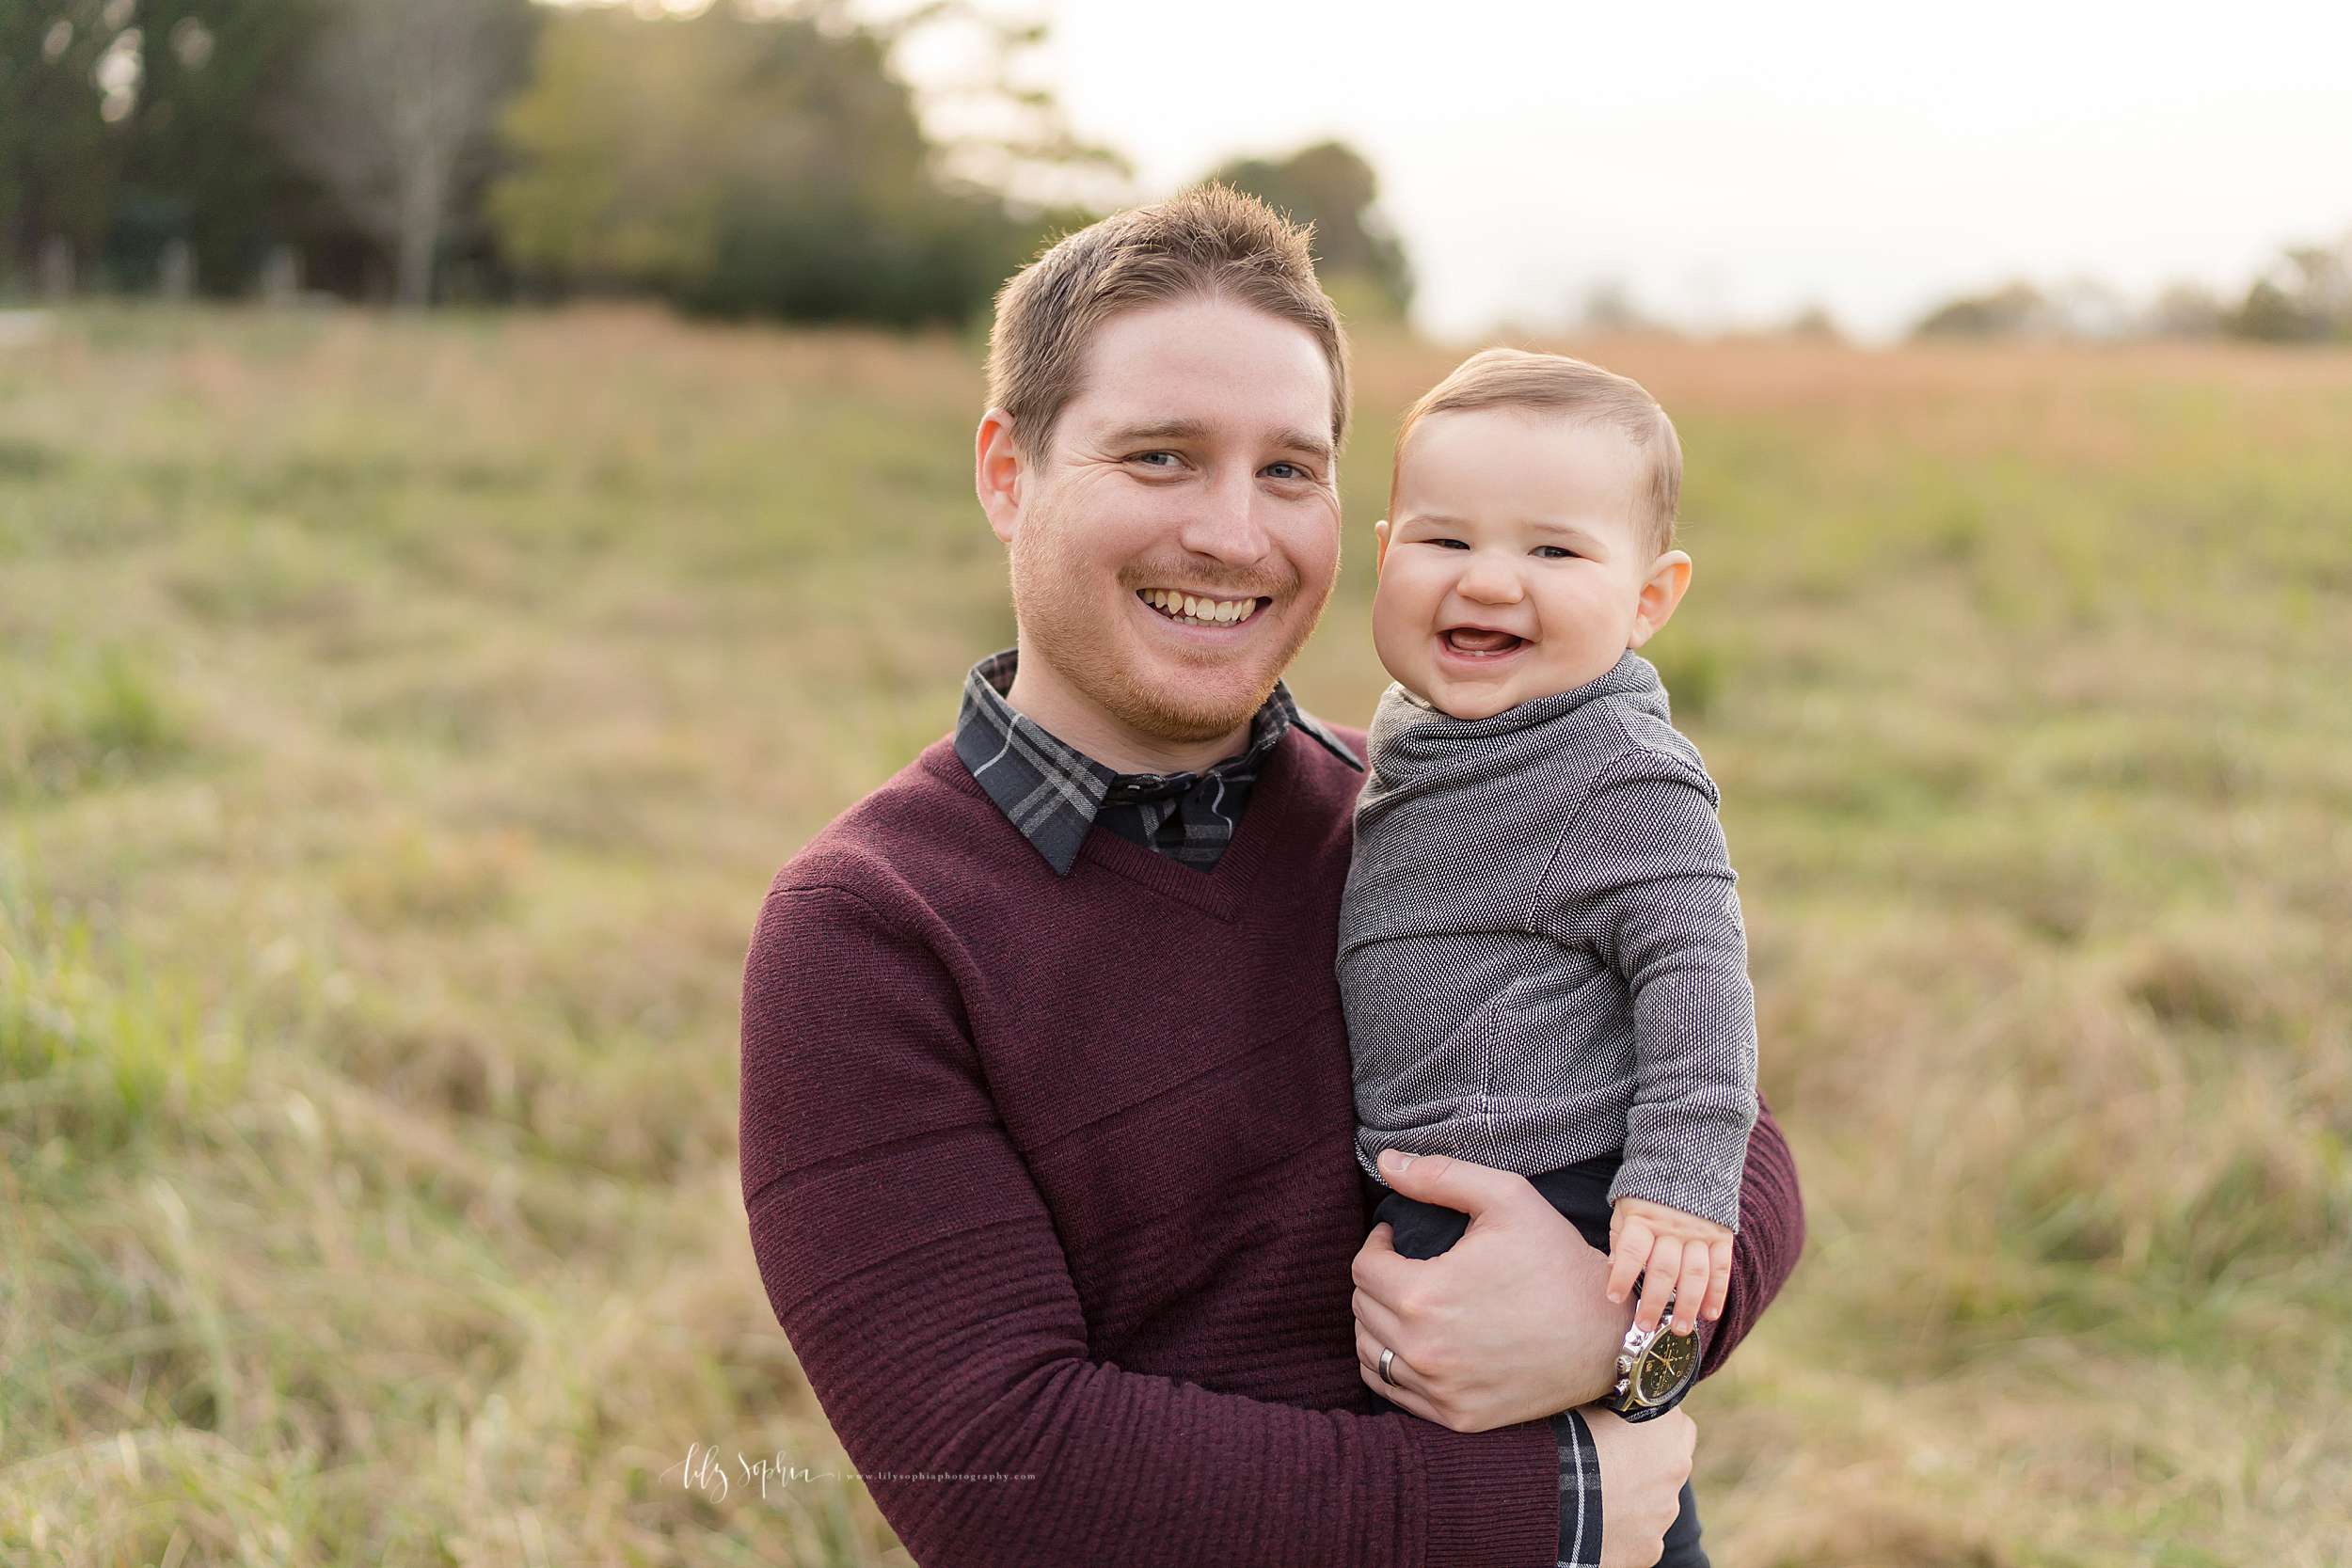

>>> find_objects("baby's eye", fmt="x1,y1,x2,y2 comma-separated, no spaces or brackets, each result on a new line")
1429,537,1470,550
1532,545,1575,560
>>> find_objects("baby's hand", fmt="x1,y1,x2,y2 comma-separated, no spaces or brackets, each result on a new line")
1607,1197,1734,1336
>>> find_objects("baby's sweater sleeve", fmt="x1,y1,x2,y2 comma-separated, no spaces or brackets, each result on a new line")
1535,738,1758,1230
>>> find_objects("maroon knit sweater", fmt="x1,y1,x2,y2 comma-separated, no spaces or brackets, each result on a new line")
739,726,1803,1567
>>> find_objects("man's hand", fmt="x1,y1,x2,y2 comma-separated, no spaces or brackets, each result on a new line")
1351,1149,1634,1431
1584,1406,1695,1568
1607,1197,1733,1336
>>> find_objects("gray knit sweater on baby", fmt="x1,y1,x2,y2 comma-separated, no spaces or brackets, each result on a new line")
1339,651,1757,1230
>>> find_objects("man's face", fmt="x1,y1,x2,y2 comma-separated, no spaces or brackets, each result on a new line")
993,297,1343,746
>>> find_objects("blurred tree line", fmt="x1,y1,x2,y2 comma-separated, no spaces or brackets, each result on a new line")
4,0,532,305
1913,235,2352,344
1207,140,1412,321
1,0,1414,328
490,3,1039,325
4,0,328,297
0,0,1092,322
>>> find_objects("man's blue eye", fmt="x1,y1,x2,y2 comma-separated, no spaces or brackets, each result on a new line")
1265,463,1303,479
1136,451,1179,466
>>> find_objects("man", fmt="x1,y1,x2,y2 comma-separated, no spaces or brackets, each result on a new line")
739,187,1803,1566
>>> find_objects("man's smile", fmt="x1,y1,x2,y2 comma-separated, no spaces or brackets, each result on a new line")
1136,588,1269,627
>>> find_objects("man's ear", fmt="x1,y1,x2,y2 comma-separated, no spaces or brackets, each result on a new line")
1373,517,1391,575
1627,549,1692,649
976,409,1027,545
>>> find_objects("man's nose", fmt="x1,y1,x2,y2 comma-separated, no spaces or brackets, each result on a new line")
1175,461,1272,564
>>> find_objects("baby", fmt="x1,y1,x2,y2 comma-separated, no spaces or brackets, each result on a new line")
1341,349,1757,1560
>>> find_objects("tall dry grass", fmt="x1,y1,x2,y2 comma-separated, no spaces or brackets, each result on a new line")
2,307,2347,1565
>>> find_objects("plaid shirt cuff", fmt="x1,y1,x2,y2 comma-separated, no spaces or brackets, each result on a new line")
1549,1409,1604,1567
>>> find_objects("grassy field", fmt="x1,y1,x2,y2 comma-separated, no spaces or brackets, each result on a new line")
2,305,2347,1567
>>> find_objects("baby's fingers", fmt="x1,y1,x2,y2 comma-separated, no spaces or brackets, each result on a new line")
1670,1243,1715,1334
1638,1236,1683,1334
1606,1221,1653,1306
1700,1239,1734,1323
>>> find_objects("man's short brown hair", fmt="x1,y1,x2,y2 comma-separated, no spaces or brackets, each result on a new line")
986,185,1352,460
1393,348,1682,554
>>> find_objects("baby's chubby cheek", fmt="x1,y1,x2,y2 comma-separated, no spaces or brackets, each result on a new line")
1368,579,1438,699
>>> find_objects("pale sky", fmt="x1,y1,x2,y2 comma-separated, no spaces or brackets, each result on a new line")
979,0,2352,341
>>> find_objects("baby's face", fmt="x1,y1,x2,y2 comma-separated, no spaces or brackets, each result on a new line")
1373,408,1688,721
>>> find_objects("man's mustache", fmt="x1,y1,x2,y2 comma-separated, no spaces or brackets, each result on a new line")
1116,560,1299,600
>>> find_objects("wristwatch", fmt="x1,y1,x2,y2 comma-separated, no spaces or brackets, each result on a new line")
1600,1293,1700,1417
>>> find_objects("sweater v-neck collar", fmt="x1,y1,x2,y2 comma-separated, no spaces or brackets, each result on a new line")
1070,729,1310,923
951,650,1359,877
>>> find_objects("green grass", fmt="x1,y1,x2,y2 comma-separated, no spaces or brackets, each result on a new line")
2,307,2347,1565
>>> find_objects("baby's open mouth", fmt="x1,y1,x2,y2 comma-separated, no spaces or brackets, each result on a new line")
1442,627,1526,657
1139,589,1264,627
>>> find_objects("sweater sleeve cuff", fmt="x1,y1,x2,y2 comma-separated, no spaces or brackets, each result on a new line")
1413,1419,1559,1568
1548,1410,1605,1567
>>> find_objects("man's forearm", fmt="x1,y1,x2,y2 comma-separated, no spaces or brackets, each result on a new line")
1695,1093,1802,1379
746,1164,1558,1566
743,883,1563,1566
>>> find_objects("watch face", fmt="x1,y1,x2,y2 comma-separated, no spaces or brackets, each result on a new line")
1635,1330,1699,1403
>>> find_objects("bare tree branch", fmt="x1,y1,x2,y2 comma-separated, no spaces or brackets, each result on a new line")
278,0,528,306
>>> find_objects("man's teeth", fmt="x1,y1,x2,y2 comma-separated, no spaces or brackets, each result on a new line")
1140,589,1260,626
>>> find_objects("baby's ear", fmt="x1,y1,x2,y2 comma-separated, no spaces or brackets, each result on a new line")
1629,549,1692,648
1373,518,1391,573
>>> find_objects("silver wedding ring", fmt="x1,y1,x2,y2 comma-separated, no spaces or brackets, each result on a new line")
1377,1346,1400,1386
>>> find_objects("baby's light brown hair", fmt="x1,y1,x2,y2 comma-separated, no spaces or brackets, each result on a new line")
1391,348,1682,555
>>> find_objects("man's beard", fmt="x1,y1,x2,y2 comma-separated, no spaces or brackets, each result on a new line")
1008,515,1329,747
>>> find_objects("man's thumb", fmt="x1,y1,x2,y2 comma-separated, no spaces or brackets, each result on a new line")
1376,1148,1512,1215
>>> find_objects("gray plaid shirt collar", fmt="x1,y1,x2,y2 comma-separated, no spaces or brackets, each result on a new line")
953,648,1359,876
